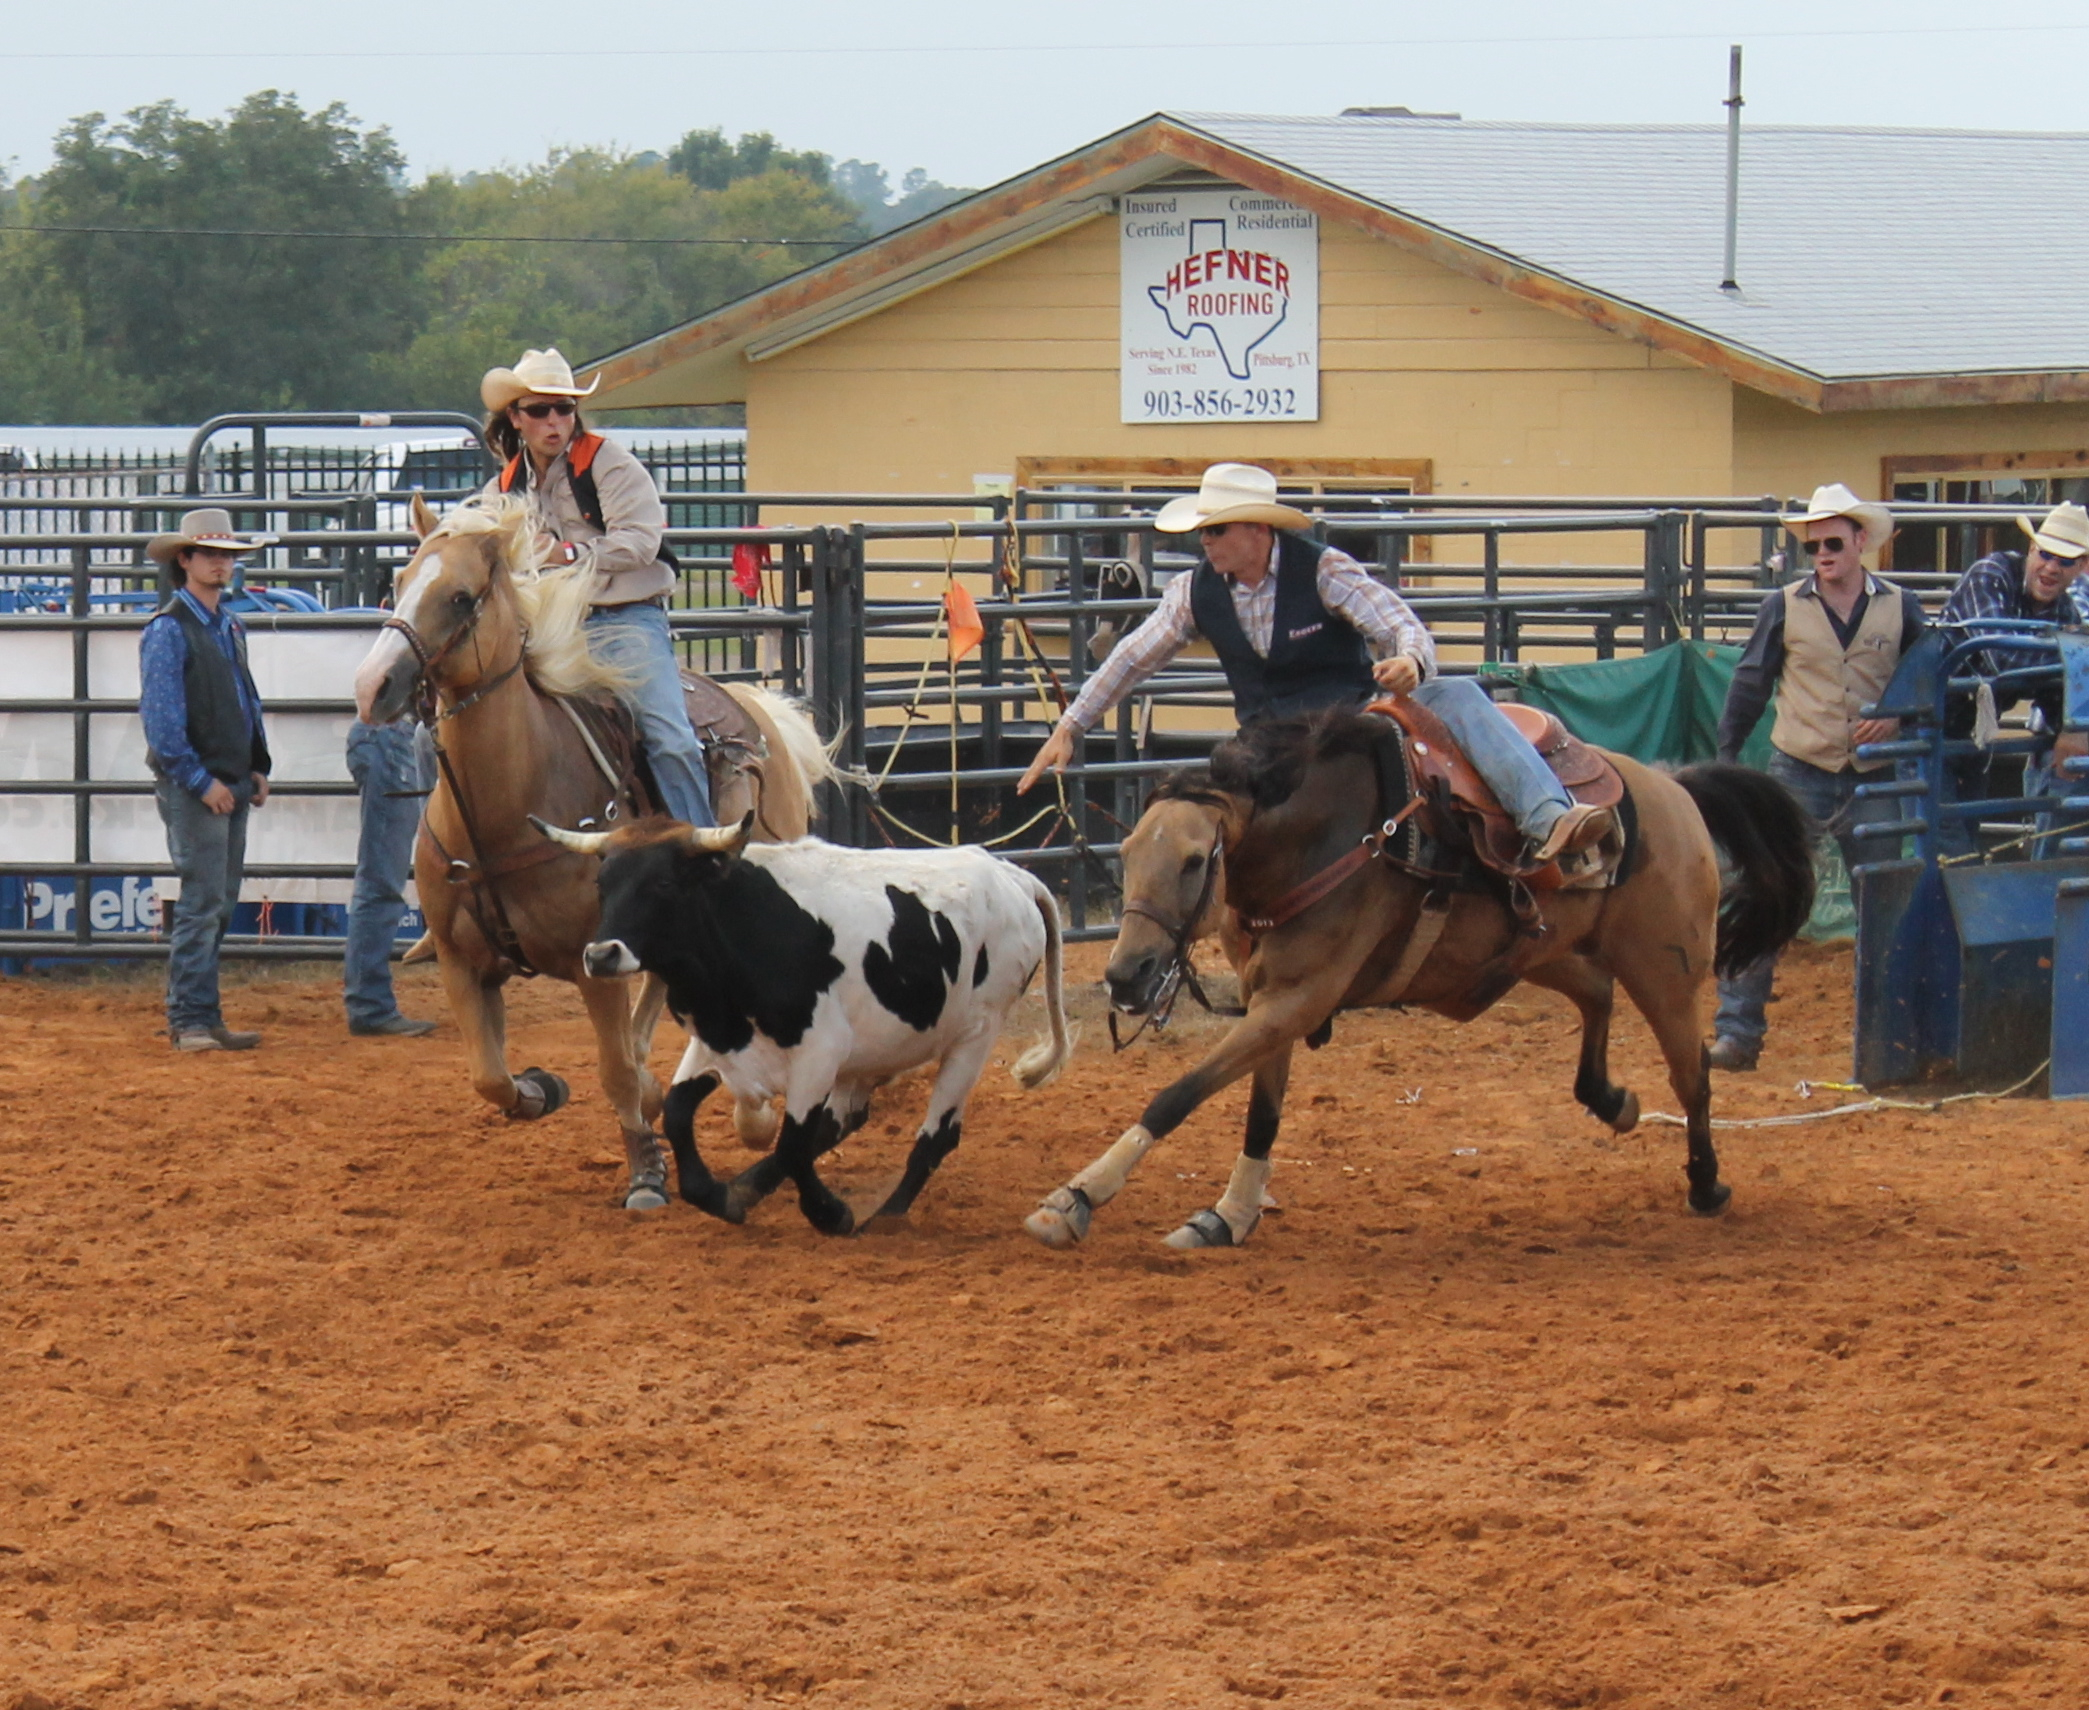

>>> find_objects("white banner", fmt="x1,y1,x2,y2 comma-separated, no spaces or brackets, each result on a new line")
1120,187,1319,424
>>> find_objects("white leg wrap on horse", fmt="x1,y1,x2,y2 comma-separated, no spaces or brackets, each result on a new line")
1215,1154,1273,1242
1069,1124,1157,1208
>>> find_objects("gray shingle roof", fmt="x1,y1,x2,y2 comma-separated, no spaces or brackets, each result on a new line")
1172,112,2089,382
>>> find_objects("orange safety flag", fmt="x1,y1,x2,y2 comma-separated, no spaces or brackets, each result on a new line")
945,579,985,662
730,540,769,600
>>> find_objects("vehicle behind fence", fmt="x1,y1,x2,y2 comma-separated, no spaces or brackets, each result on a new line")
0,448,2037,961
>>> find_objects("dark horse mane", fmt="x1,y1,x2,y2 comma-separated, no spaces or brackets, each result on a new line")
1196,709,1388,810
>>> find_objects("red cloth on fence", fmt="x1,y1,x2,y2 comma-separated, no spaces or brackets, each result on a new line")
730,541,770,600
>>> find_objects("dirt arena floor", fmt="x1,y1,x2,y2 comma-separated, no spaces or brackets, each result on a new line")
4,937,2088,1709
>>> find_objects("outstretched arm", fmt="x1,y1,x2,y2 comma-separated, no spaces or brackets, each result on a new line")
1017,576,1197,794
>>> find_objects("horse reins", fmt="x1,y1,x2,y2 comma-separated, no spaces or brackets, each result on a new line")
386,589,549,978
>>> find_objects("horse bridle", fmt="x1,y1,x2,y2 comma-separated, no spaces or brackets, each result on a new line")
384,574,542,975
1108,830,1242,1051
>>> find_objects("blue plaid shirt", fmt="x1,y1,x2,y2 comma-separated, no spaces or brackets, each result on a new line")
1939,549,2089,693
139,589,267,798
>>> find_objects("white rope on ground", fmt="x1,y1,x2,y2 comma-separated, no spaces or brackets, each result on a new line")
1642,1060,2051,1130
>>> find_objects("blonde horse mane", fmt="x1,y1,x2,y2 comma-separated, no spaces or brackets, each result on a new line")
429,494,629,699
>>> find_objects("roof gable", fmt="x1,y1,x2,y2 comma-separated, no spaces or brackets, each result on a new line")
583,112,2089,414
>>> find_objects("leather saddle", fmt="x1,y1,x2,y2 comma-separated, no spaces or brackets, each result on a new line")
1365,694,1627,892
556,671,771,824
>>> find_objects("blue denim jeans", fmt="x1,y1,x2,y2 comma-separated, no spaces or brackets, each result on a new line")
343,720,432,1027
1412,675,1574,842
156,774,252,1035
1713,749,1902,1049
586,600,715,827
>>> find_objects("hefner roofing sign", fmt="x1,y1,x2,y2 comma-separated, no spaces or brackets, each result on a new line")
1120,187,1319,423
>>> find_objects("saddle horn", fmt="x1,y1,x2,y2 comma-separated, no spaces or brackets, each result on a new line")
530,815,612,854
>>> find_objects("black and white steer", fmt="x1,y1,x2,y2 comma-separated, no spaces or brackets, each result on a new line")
532,812,1073,1234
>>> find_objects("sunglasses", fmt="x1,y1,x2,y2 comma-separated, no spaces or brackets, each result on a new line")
1198,524,1232,540
1800,535,1852,556
516,399,577,420
2032,546,2084,566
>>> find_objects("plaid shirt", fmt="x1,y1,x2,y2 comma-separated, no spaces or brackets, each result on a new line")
1940,549,2089,685
1058,541,1434,733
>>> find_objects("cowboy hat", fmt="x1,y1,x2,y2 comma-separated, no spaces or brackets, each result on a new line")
480,347,601,412
1154,463,1312,534
2019,501,2089,561
145,507,276,566
1782,482,1894,551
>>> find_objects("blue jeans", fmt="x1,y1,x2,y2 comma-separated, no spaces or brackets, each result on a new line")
1412,675,1574,842
343,720,432,1027
586,601,715,828
156,774,252,1034
1713,749,1901,1049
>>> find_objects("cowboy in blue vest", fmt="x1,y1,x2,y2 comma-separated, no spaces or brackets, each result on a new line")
1018,463,1613,863
139,509,274,1052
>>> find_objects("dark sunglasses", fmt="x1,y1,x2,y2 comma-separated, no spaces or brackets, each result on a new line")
1800,535,1851,556
1198,523,1232,539
516,399,577,420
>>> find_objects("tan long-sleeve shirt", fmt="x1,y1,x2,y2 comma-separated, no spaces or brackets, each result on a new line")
481,434,676,606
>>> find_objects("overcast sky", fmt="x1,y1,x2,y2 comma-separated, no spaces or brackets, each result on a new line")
6,1,2086,194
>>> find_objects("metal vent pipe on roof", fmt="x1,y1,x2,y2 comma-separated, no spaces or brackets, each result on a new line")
1721,45,1743,292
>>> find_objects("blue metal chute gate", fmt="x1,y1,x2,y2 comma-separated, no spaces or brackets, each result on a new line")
0,487,2053,962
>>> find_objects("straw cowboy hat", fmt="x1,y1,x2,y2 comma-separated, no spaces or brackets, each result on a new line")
146,507,276,566
1154,463,1312,533
1782,482,1895,551
480,347,601,412
2020,501,2089,561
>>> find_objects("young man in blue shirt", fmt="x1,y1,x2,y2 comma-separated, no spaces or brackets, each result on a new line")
139,510,274,1051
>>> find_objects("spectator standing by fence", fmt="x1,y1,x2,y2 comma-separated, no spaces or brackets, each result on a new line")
342,716,438,1037
1710,483,1926,1071
140,509,274,1052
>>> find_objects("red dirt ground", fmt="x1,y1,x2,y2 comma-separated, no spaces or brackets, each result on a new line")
3,938,2087,1709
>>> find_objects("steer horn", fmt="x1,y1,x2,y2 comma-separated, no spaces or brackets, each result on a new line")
677,810,755,858
529,815,612,855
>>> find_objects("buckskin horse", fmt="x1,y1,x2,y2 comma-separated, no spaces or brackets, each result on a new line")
352,494,838,1210
1025,703,1814,1250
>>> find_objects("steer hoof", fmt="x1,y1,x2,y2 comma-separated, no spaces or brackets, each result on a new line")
1024,1185,1093,1249
1163,1207,1246,1250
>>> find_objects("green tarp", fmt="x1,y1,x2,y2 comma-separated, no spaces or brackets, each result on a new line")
1481,642,1853,941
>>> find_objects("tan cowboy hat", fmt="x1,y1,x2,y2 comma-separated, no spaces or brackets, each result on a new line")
146,507,276,565
2019,501,2089,561
479,347,601,412
1153,463,1312,534
1782,482,1894,551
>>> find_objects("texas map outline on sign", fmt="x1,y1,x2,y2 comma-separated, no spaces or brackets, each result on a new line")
1145,217,1291,381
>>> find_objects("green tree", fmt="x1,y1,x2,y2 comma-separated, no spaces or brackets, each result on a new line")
834,160,972,234
666,127,836,191
381,148,863,412
30,91,423,421
0,176,147,422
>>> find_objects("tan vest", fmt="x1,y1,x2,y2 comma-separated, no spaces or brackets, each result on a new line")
1771,576,1907,773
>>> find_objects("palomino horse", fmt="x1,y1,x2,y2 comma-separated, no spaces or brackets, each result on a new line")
1026,709,1814,1250
352,494,836,1210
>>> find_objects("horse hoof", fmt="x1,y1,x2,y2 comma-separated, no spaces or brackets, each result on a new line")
1163,1207,1242,1250
1609,1091,1640,1135
505,1067,569,1121
623,1182,669,1212
1024,1185,1092,1249
1689,1180,1733,1217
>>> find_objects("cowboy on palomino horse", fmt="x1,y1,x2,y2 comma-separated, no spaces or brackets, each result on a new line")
1017,462,1615,866
478,346,718,829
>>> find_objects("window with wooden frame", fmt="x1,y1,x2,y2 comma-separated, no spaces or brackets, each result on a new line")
1012,456,1433,596
1882,451,2089,576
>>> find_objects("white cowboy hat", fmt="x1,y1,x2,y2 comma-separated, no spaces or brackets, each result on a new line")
480,347,601,412
2019,501,2089,561
145,507,277,565
1153,463,1312,534
1782,482,1894,551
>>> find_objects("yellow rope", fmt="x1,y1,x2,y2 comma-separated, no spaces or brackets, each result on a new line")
1643,1058,2051,1129
870,795,1067,850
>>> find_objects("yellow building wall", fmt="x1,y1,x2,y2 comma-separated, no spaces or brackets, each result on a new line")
745,211,1737,502
1732,389,2089,505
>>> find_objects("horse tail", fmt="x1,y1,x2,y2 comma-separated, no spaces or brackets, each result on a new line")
1672,762,1817,977
726,684,871,797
